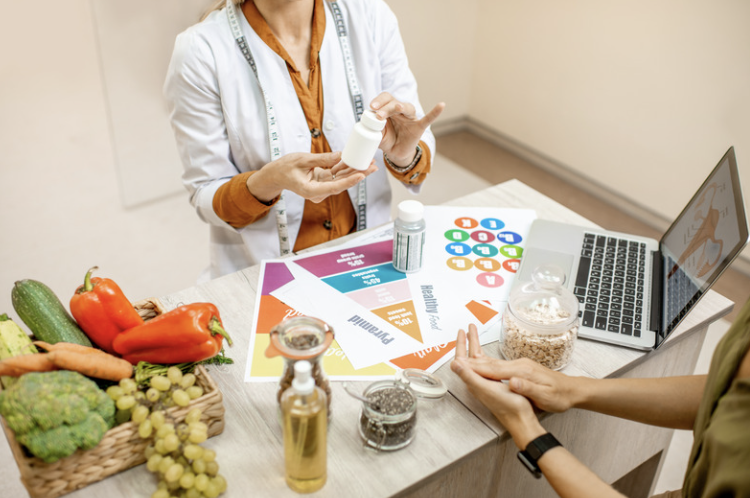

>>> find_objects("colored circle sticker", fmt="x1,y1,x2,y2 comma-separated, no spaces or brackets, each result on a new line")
497,231,522,244
503,259,521,273
481,218,505,230
444,229,470,242
474,258,502,272
499,245,524,258
470,230,495,243
472,244,499,257
476,272,504,288
445,242,472,256
446,257,473,271
454,217,479,229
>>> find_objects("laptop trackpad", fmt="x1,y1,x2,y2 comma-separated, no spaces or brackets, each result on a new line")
517,249,575,285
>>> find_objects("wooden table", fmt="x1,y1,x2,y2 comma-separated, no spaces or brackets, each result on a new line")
0,180,734,498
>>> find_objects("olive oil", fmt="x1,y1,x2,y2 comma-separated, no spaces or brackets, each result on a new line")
281,361,327,493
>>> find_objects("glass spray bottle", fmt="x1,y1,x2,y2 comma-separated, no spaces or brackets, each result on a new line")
281,360,328,493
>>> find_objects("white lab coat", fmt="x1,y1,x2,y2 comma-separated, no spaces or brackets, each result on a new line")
164,0,435,280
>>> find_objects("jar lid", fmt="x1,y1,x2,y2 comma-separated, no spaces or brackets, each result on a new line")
396,368,447,399
508,264,579,330
397,200,424,223
265,316,334,360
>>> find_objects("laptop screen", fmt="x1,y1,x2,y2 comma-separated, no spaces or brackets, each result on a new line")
659,147,749,340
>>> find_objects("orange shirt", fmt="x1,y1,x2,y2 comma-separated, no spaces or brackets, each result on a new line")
213,0,431,253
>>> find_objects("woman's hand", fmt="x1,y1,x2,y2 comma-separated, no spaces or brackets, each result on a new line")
370,93,445,167
451,324,545,448
460,352,581,414
247,151,378,204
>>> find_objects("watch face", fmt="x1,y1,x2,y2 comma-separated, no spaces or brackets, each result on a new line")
517,451,542,479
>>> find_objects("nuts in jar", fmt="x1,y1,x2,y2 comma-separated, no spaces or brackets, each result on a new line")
500,264,579,371
500,304,577,370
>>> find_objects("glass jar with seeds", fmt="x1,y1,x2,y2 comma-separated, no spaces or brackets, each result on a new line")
266,316,334,417
358,378,418,451
500,264,579,371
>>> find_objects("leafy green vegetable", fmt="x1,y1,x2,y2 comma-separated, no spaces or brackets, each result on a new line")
0,370,115,462
133,349,234,387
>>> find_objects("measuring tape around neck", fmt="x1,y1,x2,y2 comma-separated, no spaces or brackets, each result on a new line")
225,0,369,256
326,0,368,232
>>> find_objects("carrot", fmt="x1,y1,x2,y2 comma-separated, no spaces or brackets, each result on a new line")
0,354,57,377
47,350,133,382
33,341,109,355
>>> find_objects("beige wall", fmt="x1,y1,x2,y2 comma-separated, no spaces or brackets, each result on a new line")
387,0,477,122
391,0,750,267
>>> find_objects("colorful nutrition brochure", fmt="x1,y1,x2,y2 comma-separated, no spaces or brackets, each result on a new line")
244,206,536,379
244,260,464,381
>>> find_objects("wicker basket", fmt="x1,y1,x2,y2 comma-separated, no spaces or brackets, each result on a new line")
0,298,226,498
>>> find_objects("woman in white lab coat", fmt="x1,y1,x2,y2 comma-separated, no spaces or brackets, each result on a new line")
164,0,444,280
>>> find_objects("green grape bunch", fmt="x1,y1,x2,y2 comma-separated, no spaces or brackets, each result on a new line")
106,366,227,498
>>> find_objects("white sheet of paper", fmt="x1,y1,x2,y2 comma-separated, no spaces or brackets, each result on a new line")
271,263,428,369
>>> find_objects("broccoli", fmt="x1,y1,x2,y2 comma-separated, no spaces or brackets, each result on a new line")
0,370,115,463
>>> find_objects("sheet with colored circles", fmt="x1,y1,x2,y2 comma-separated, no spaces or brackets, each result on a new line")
243,207,536,379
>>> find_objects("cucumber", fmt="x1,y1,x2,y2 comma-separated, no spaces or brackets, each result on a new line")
0,313,38,388
11,279,93,347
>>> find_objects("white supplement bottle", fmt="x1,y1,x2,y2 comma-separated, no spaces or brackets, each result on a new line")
393,200,426,273
341,109,386,171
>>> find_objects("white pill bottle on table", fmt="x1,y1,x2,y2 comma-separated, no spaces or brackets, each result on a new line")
392,200,426,273
341,109,386,171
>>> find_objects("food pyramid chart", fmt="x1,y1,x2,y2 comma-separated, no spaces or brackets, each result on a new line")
244,206,537,381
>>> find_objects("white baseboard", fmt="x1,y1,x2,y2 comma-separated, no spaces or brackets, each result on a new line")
432,116,750,277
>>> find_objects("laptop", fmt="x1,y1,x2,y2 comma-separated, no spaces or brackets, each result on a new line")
514,147,749,350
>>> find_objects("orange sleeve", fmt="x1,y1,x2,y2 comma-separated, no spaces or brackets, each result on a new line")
212,172,279,228
386,140,432,185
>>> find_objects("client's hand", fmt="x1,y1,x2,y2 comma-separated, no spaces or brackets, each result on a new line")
451,324,545,449
458,346,579,414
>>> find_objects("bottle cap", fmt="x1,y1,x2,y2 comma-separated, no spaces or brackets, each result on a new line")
292,360,314,395
397,200,425,223
396,368,447,398
360,109,386,132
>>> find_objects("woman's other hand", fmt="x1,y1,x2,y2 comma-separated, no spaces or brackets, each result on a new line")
457,347,581,414
246,151,378,204
370,93,445,167
451,324,545,448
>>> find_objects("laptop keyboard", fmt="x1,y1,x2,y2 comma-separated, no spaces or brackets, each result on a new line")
573,233,646,337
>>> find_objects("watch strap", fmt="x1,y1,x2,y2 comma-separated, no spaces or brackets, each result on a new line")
517,433,562,479
384,144,422,173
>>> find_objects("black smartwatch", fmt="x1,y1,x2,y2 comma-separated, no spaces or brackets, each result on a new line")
517,433,562,479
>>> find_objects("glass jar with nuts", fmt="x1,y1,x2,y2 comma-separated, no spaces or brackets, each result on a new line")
500,264,579,370
266,316,334,418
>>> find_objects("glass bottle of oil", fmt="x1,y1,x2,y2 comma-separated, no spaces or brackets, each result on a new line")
281,360,328,493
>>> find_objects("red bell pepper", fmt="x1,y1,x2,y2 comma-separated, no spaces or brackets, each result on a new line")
70,266,144,354
112,302,233,365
